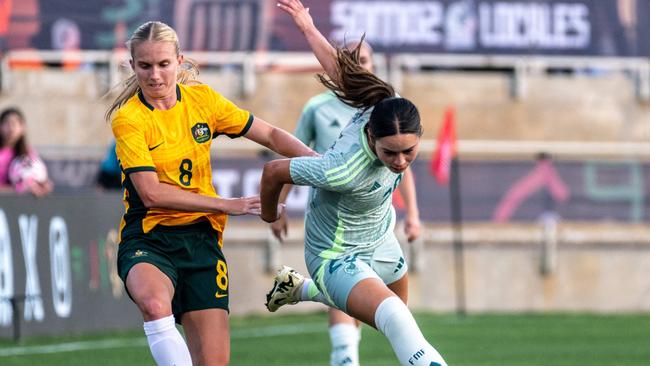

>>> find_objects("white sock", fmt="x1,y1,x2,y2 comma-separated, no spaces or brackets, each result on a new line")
374,297,447,366
143,315,192,366
300,278,329,304
329,323,360,366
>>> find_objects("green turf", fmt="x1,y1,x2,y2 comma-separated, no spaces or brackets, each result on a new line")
1,312,649,365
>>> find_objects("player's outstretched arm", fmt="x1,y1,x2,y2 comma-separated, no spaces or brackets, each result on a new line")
130,171,261,215
244,116,318,158
276,0,338,82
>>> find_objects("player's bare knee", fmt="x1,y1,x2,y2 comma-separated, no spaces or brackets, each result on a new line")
137,296,172,320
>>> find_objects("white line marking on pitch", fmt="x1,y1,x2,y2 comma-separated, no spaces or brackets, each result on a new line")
0,323,326,357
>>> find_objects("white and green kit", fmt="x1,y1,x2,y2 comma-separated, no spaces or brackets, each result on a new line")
294,91,357,154
289,109,408,312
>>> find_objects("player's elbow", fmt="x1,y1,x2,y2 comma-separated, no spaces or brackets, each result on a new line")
262,159,290,186
139,193,157,208
138,186,163,208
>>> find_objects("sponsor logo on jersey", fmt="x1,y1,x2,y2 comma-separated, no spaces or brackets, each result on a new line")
148,142,164,151
191,122,211,143
368,181,382,193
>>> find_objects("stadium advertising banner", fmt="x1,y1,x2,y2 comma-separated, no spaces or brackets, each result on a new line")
0,0,648,56
0,157,648,338
213,158,650,223
45,158,650,223
0,193,140,338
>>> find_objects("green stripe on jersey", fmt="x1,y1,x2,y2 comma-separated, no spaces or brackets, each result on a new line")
325,149,364,176
328,159,371,187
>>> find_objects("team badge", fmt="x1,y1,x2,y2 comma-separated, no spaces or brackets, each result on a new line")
130,250,148,259
343,261,360,275
191,122,211,143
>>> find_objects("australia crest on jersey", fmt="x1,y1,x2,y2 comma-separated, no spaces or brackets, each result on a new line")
191,122,211,143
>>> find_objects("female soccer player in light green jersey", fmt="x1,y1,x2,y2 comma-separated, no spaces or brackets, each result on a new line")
270,40,422,366
261,1,448,365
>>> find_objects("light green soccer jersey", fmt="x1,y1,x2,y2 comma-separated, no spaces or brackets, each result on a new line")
294,91,357,153
289,110,403,259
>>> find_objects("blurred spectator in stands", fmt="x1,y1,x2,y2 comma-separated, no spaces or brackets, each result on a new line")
95,140,121,190
0,107,53,196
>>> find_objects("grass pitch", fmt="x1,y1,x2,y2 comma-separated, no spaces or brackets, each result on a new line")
1,312,649,365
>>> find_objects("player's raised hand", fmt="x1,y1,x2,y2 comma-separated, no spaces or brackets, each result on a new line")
276,0,338,84
277,0,314,34
224,196,262,216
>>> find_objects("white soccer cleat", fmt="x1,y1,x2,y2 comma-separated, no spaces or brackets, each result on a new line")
265,265,305,312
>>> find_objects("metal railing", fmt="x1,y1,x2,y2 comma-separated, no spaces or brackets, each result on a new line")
2,50,648,161
32,139,650,162
7,50,647,99
388,53,650,101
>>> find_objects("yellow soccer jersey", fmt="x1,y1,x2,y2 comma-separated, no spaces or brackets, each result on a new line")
112,83,253,245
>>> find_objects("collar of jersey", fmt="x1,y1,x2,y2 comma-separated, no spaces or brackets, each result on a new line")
359,122,378,162
138,84,182,111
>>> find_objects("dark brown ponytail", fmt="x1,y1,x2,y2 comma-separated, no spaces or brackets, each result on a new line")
317,37,394,110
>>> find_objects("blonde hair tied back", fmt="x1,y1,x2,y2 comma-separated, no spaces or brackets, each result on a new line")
104,21,200,122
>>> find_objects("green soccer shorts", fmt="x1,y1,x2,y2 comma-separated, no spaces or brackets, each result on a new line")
117,221,230,322
305,231,408,312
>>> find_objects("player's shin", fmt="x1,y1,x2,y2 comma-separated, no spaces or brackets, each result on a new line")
374,297,448,366
143,315,192,366
329,323,361,366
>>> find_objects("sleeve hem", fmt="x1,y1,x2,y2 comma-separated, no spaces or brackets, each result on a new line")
123,166,156,175
226,112,254,139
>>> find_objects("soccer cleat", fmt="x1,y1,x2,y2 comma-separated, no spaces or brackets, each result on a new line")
265,265,305,312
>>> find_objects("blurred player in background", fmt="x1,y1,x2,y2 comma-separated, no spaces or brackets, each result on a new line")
95,139,122,190
0,107,53,196
261,1,448,365
269,40,421,366
106,21,316,366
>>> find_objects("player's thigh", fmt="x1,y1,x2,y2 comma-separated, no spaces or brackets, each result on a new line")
125,263,175,317
118,234,178,319
306,252,381,312
346,277,395,328
387,273,409,304
182,308,230,366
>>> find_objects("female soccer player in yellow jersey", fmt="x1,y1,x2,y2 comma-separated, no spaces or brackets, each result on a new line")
106,21,317,366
